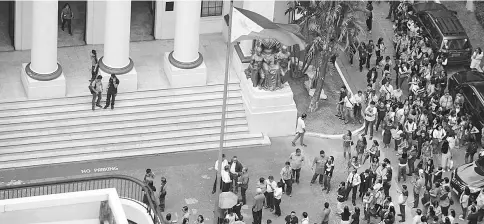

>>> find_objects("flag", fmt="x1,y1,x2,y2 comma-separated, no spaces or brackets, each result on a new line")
230,7,264,43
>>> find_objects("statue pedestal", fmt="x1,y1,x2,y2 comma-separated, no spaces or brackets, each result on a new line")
239,73,297,137
21,63,66,99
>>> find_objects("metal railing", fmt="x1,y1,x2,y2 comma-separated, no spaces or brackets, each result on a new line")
0,174,164,224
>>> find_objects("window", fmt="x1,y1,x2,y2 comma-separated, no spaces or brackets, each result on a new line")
165,2,174,11
201,1,223,17
446,38,471,50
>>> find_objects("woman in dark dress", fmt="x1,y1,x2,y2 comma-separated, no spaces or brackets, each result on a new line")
383,117,394,148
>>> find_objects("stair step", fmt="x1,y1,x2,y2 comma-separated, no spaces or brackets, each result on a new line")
0,137,266,170
0,105,245,133
0,96,243,124
0,83,241,110
0,132,264,162
0,114,247,140
0,120,247,146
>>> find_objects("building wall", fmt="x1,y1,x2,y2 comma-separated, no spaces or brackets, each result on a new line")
14,0,230,50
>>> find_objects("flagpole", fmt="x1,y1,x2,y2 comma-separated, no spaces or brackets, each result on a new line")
214,0,234,223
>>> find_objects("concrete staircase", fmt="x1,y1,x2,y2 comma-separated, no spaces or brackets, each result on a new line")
0,83,270,170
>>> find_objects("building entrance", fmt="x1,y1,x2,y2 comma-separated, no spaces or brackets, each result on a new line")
130,1,155,42
0,1,15,52
57,1,87,47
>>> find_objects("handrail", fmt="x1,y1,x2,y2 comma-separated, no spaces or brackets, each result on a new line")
0,174,164,224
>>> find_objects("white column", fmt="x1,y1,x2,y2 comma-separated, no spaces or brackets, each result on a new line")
170,0,203,67
30,1,59,74
101,0,132,72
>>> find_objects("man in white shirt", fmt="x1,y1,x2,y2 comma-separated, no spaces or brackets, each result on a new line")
265,176,277,211
273,182,283,216
380,82,394,101
288,148,305,184
292,114,307,147
346,170,361,206
413,209,422,224
212,154,229,194
221,165,232,192
392,86,403,102
343,92,354,124
301,212,309,224
353,91,364,123
363,101,377,140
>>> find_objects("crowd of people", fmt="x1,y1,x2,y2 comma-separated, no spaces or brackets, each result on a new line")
135,1,484,224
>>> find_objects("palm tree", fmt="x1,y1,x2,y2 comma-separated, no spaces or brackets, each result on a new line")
286,0,366,112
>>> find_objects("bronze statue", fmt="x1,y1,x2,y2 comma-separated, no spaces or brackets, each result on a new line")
243,39,288,91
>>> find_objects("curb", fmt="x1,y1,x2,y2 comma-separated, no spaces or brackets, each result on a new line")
306,62,365,139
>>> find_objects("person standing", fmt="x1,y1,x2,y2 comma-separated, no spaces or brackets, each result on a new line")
212,154,228,194
397,152,408,182
359,169,371,198
104,74,120,110
322,156,335,193
284,211,298,224
252,188,265,224
310,150,326,185
459,187,471,220
280,161,293,197
90,50,98,81
229,156,243,193
221,165,232,192
265,176,276,211
363,101,377,140
159,177,167,212
397,185,408,222
273,182,283,217
91,75,103,111
60,3,74,35
470,47,483,72
346,170,361,206
412,171,425,208
321,202,331,224
337,182,347,215
238,167,249,205
288,148,305,184
366,40,375,69
292,114,307,147
366,1,373,34
343,130,353,160
353,91,364,124
300,212,309,224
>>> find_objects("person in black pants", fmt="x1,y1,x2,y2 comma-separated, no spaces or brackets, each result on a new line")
358,42,367,72
375,101,387,131
104,74,120,110
60,3,74,35
366,40,375,69
366,2,373,33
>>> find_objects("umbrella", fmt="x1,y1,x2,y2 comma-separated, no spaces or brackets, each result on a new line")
219,192,239,209
231,7,306,49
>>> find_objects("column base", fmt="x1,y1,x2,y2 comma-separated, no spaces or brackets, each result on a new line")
239,73,297,137
98,57,134,75
99,66,138,93
163,52,207,88
21,63,66,99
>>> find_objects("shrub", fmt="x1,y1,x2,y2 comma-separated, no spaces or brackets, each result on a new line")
475,1,484,30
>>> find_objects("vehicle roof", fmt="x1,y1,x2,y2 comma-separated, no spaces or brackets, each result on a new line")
452,70,484,84
471,82,484,95
411,2,448,13
426,10,467,36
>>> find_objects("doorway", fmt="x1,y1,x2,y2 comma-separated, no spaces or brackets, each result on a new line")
130,1,155,42
0,1,15,52
58,1,87,47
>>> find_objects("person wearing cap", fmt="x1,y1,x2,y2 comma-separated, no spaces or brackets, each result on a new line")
104,74,120,110
292,114,307,147
252,188,265,224
91,75,103,111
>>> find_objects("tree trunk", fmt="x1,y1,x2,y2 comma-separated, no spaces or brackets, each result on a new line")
308,56,329,112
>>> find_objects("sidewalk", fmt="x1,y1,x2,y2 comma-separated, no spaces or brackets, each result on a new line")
337,2,396,94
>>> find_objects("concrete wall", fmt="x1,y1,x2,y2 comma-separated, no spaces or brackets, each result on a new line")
121,199,153,224
0,188,128,224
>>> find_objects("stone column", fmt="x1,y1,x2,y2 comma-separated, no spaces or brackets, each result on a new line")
25,0,62,81
168,0,203,69
98,0,134,74
163,0,207,87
